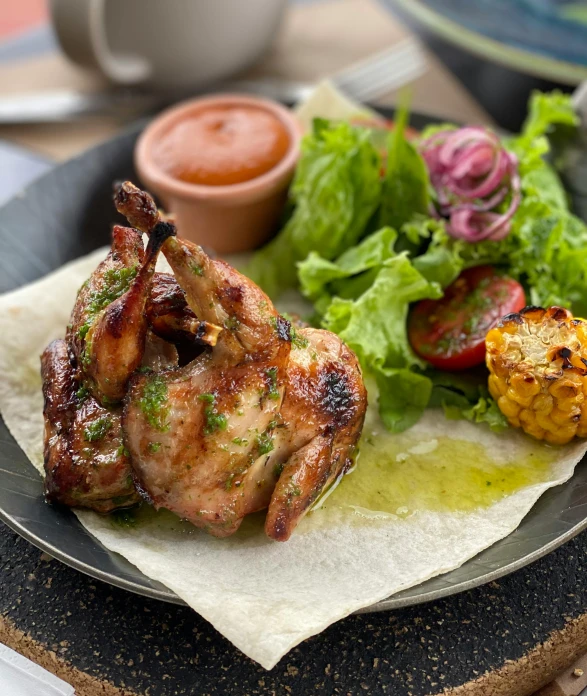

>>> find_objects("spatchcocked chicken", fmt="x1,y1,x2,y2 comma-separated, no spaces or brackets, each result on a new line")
41,182,367,541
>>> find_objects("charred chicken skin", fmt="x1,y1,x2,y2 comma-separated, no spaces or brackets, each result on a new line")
40,181,367,540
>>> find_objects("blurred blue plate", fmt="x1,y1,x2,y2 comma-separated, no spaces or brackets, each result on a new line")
384,0,587,84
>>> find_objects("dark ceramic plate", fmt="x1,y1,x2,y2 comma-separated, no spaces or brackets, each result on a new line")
1,110,587,612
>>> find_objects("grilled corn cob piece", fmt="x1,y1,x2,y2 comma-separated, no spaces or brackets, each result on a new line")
486,306,587,445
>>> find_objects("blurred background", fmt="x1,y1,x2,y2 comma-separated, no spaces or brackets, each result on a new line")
0,0,584,200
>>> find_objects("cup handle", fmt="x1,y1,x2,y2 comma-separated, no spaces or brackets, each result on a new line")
50,0,151,84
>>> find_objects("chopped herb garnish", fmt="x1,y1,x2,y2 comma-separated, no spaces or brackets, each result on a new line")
189,261,204,276
116,445,130,458
139,374,170,432
199,393,228,435
205,409,227,435
77,322,90,340
257,432,274,455
273,462,285,478
281,313,308,349
232,437,248,446
77,264,138,355
148,441,162,454
80,339,92,369
224,315,240,331
87,265,138,316
290,325,309,349
83,415,112,442
266,367,280,401
75,385,89,402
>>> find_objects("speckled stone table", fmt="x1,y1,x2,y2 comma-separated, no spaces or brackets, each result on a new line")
2,518,587,696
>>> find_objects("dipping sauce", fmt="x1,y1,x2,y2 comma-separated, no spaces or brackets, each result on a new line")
153,106,291,187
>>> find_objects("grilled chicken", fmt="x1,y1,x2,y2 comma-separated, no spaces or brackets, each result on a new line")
41,181,367,538
116,182,367,540
266,328,366,540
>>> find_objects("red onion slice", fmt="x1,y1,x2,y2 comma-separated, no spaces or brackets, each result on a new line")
420,126,520,243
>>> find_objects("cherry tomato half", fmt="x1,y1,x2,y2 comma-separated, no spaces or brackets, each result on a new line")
408,266,526,371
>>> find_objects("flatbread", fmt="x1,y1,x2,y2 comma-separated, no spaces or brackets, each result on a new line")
0,248,584,669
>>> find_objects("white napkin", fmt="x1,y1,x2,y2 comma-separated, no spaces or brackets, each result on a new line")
0,644,74,696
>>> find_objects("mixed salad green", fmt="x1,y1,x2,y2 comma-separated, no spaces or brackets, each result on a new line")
246,91,585,434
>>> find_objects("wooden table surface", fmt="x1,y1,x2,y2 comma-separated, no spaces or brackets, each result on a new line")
0,1,586,694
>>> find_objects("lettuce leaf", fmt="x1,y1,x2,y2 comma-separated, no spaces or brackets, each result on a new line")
246,119,382,298
322,253,441,374
427,370,508,432
376,369,433,432
298,227,397,311
512,90,578,154
313,251,441,431
379,104,431,232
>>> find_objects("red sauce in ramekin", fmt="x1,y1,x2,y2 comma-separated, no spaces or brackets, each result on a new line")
152,106,291,187
135,94,301,253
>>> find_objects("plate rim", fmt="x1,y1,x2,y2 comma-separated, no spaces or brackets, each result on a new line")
0,108,586,613
3,475,587,612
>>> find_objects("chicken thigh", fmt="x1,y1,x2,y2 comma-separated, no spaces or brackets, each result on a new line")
41,338,139,512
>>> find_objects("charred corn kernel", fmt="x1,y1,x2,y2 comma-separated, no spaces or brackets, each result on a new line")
497,395,521,419
532,393,554,414
486,306,587,445
488,373,507,398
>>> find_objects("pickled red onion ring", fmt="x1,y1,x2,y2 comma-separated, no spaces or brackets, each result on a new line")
420,127,520,242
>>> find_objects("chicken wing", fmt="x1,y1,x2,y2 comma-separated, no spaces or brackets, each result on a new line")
265,328,366,540
67,222,174,403
147,273,222,360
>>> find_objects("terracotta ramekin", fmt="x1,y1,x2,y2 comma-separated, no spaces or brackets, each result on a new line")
135,94,302,253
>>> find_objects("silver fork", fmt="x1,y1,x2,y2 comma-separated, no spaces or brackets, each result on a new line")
0,38,427,124
331,37,427,103
229,38,427,105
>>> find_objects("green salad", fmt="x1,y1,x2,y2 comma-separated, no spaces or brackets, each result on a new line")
246,91,585,434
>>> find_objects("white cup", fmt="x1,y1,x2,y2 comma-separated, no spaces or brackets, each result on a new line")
50,0,288,89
